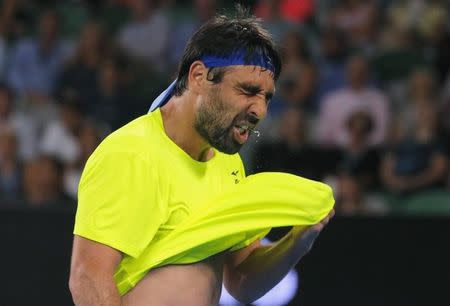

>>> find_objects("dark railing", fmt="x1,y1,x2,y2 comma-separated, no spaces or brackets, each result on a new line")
1,206,449,306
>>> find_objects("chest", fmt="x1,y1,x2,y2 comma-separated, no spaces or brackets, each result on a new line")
156,153,242,232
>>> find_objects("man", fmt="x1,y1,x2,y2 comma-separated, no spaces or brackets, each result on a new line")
70,10,334,306
317,54,390,147
6,9,71,99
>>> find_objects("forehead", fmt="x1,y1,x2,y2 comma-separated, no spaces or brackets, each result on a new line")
222,65,275,91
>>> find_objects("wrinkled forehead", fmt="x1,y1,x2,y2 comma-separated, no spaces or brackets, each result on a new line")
219,65,275,91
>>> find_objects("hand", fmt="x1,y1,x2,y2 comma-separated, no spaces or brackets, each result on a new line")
292,209,335,255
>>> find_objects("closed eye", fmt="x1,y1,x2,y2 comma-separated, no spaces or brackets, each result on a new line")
236,83,274,105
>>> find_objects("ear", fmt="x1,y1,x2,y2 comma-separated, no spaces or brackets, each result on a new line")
187,60,208,94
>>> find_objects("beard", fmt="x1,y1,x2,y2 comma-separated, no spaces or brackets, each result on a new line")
194,88,245,154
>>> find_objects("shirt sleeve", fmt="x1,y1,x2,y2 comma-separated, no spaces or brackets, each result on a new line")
74,148,165,258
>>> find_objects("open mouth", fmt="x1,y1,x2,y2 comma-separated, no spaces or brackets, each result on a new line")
233,124,254,144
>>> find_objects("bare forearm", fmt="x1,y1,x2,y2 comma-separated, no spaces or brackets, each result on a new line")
407,162,448,190
230,227,313,302
70,272,122,306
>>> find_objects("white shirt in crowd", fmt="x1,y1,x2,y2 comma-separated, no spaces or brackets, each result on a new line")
40,120,80,164
118,10,170,70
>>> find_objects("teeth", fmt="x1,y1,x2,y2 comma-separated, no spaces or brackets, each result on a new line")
236,125,252,134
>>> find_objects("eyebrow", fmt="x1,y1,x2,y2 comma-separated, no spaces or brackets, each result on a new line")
236,82,274,102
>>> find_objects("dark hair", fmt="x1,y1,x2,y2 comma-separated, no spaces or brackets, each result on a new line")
173,6,282,96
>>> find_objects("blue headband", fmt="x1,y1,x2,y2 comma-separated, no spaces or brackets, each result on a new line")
149,50,274,112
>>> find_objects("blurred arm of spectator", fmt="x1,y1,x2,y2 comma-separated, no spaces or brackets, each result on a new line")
380,102,449,193
381,151,448,193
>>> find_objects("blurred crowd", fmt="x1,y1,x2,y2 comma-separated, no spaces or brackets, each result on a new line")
0,0,449,215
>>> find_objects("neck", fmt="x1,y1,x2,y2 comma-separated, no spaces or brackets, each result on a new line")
349,138,366,152
160,94,213,162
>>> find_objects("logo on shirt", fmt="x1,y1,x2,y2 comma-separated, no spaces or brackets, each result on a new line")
231,170,240,184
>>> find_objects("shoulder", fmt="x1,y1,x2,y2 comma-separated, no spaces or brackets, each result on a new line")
94,114,156,162
12,38,35,53
322,89,347,106
366,88,388,102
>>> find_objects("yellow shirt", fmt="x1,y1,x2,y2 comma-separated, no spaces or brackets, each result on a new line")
74,108,260,293
75,108,335,295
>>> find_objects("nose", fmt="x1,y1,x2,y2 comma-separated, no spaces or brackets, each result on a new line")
248,98,268,121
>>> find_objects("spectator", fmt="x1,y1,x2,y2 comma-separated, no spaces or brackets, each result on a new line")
88,57,131,130
316,54,390,148
0,82,37,160
398,69,437,132
22,155,70,208
6,9,72,99
329,0,378,51
117,0,170,71
0,0,13,79
39,92,83,164
315,28,349,109
0,127,22,202
64,122,102,199
169,0,218,69
276,61,317,114
268,30,314,114
57,22,108,111
280,29,310,69
380,102,448,195
253,0,290,43
335,111,382,215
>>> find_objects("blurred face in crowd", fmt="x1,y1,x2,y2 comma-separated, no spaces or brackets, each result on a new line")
23,156,62,206
409,70,435,101
0,128,18,162
279,107,307,146
347,56,368,90
0,88,12,119
295,63,317,101
60,104,83,134
414,102,438,134
79,124,101,160
321,30,346,60
99,60,119,92
338,174,362,214
346,111,373,145
131,0,153,21
195,0,217,22
194,65,274,154
79,23,105,62
282,30,307,62
39,10,59,44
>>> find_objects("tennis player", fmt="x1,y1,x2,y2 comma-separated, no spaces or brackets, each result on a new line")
69,9,334,306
